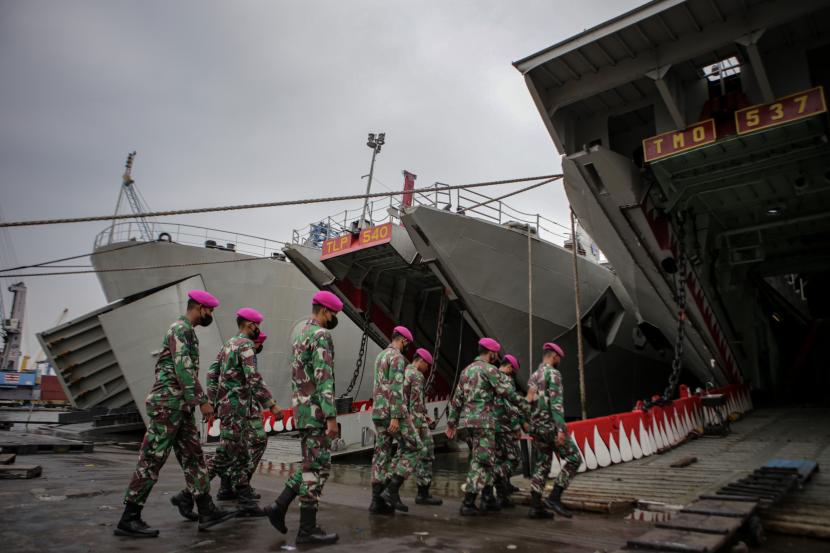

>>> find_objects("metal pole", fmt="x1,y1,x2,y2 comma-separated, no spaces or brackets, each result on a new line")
527,225,533,371
359,147,378,230
570,209,587,420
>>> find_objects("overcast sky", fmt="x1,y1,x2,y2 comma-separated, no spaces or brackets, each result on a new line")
0,0,642,363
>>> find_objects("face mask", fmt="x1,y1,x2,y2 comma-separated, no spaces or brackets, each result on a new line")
250,327,261,340
255,345,263,355
326,314,339,330
200,313,214,327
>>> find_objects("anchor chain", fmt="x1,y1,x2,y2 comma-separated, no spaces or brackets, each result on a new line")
340,300,372,398
424,292,448,394
663,219,688,401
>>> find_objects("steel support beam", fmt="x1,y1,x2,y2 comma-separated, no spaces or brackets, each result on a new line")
736,29,775,104
646,64,686,129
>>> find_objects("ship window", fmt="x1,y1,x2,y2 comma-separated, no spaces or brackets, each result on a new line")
701,56,741,82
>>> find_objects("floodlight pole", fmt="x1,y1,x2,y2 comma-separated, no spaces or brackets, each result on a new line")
359,132,384,230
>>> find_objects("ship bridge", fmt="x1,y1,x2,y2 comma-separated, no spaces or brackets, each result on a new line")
517,0,830,403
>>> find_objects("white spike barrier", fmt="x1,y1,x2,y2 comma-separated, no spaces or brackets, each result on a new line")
593,426,612,467
663,413,677,445
582,437,599,470
286,417,293,431
653,419,665,451
673,411,685,441
549,454,562,478
264,417,273,433
208,418,220,437
608,431,622,464
638,420,653,456
274,417,284,432
630,428,643,459
619,422,634,462
573,432,588,473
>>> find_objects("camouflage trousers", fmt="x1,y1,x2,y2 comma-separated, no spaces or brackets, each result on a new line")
530,428,580,495
371,417,423,484
211,412,251,490
124,404,210,506
286,428,331,507
495,431,521,482
462,428,496,495
246,414,268,481
415,426,435,487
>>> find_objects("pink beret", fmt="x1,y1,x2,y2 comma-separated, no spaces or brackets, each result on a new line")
312,290,343,312
393,325,413,342
415,347,433,365
543,342,564,357
503,354,519,371
237,307,264,324
254,332,267,345
188,289,219,308
478,337,501,352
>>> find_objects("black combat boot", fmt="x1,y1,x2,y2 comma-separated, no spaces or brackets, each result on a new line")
480,485,501,513
216,476,236,501
369,482,396,515
296,505,339,545
495,478,514,509
235,486,266,517
379,474,409,512
264,486,298,534
170,489,198,521
544,485,573,518
528,491,554,519
114,501,160,538
507,479,520,494
459,492,479,516
414,484,443,506
195,494,236,531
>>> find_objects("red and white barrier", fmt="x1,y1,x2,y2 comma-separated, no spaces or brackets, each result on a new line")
545,384,752,476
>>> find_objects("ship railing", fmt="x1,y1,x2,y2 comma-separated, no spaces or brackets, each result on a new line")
94,221,286,259
291,182,571,249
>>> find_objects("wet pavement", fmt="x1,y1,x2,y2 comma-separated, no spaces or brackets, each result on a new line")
2,409,829,552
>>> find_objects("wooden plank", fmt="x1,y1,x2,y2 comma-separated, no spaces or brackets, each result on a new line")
700,494,757,502
0,464,41,479
655,512,742,535
0,453,15,465
627,528,727,552
681,499,757,518
670,456,698,468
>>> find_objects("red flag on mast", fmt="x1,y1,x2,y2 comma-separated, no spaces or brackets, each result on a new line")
402,170,417,207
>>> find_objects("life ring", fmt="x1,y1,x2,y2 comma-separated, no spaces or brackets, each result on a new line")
157,232,172,242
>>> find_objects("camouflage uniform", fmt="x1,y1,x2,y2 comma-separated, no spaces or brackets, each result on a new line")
447,356,529,494
245,344,269,480
207,333,275,491
403,363,433,487
371,346,423,484
494,371,523,483
286,319,336,507
124,316,210,506
527,363,580,495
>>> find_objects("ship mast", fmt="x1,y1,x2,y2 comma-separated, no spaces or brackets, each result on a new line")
108,152,154,242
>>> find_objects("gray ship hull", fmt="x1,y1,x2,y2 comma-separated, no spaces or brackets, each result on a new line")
61,237,380,417
285,206,705,418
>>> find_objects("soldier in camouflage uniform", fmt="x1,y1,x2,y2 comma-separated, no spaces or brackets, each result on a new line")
264,291,341,546
369,325,422,515
207,308,281,515
245,331,270,487
115,290,234,538
446,338,534,516
527,342,580,520
493,354,525,508
404,348,442,506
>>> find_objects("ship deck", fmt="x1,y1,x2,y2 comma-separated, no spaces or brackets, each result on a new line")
2,407,828,552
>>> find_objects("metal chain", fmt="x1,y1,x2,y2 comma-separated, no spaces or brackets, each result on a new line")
340,300,372,398
424,292,448,394
663,221,688,401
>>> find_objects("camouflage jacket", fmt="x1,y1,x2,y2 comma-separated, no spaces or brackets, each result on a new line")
528,362,567,433
290,318,336,429
146,316,207,410
403,364,428,429
494,371,524,433
447,356,529,431
206,333,274,419
371,345,408,422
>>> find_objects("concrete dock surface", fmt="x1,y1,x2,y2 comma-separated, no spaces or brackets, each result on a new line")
1,407,829,552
